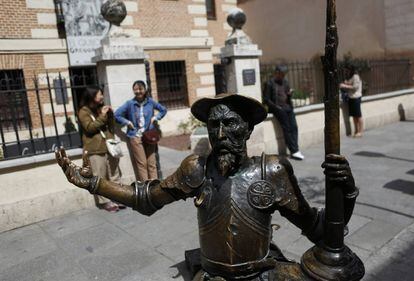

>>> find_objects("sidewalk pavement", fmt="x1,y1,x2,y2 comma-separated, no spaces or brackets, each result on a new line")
0,121,413,281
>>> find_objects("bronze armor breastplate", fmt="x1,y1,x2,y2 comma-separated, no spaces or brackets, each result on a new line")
196,157,273,278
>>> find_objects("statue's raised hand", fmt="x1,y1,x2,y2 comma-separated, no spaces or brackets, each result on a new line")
322,154,356,195
55,147,99,192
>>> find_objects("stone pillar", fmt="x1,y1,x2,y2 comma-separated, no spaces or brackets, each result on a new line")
91,1,147,182
220,8,264,156
92,36,146,109
221,44,263,101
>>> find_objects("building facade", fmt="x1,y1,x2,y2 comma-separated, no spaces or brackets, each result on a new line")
239,0,414,62
0,0,238,160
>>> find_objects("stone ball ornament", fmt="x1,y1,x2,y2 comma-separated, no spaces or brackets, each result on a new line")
101,0,127,26
227,7,247,30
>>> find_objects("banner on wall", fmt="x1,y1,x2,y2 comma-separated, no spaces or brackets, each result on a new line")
61,0,109,66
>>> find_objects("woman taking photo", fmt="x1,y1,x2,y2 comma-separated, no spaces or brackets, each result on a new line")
115,80,167,181
78,87,122,212
340,64,363,137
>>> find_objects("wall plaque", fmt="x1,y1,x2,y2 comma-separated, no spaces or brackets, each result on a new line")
242,69,256,86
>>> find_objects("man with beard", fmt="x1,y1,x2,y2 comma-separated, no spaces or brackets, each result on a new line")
56,93,360,280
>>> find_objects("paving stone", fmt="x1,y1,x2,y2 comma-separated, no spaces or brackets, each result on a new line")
78,239,173,281
0,249,89,281
348,219,404,251
54,222,135,259
154,230,200,263
285,236,314,258
124,205,198,248
353,202,414,229
347,244,372,263
0,224,57,272
346,214,372,236
38,208,106,238
395,228,414,243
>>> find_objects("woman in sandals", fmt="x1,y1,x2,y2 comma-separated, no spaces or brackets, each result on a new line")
78,87,124,212
115,80,167,181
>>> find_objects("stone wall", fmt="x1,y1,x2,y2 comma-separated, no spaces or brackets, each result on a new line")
384,0,414,54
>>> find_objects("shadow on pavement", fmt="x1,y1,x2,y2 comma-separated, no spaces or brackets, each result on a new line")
406,169,414,176
384,179,414,195
170,261,192,281
366,237,414,281
354,151,414,163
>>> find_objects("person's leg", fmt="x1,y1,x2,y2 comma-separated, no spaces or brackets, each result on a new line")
144,142,158,180
106,154,126,208
287,110,299,153
106,154,121,184
129,137,149,181
274,108,297,154
352,117,358,136
356,99,363,136
358,117,364,134
89,154,111,206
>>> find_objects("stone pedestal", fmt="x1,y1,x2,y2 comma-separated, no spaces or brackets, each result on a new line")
92,35,147,182
221,44,264,156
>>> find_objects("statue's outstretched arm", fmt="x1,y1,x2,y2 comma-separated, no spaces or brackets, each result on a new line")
55,148,204,216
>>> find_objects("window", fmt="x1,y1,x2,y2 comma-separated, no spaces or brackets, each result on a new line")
206,0,216,20
154,61,189,109
0,70,30,132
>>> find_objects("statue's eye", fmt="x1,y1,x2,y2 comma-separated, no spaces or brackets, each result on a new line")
223,118,237,127
208,120,220,128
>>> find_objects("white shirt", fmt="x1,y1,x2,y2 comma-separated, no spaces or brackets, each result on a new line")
346,74,362,99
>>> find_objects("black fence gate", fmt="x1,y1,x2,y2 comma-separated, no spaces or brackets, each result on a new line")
0,70,99,160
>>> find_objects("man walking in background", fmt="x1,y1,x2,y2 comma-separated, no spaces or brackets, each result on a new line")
263,65,305,160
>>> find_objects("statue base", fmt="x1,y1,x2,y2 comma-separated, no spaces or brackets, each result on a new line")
301,245,365,281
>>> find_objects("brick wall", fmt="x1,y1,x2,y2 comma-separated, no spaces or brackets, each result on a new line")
128,0,194,37
0,0,59,39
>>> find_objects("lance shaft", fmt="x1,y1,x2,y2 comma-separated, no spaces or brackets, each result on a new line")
322,0,344,252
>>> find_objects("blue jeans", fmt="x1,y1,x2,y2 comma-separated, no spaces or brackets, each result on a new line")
271,107,299,154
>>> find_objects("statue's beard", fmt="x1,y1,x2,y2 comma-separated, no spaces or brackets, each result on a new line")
217,152,237,176
213,140,246,176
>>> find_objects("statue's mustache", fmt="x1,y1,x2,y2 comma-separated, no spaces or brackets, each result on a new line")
214,141,244,154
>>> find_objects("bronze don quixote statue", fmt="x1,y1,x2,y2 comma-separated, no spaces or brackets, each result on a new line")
56,0,364,280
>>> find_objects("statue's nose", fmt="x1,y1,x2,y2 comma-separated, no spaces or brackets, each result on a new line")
218,122,225,139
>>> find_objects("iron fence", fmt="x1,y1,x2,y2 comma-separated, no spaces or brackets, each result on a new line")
261,58,413,108
0,70,99,160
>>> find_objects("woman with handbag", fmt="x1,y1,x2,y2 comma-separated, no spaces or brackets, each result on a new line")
78,87,123,212
115,80,167,181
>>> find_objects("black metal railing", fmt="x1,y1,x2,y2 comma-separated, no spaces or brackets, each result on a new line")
0,71,99,161
261,58,413,108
